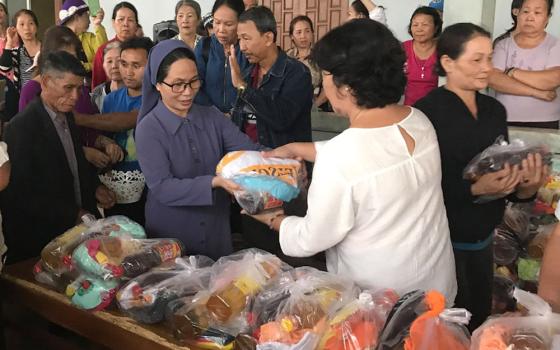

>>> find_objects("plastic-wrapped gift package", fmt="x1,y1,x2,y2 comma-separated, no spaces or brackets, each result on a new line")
216,151,303,214
499,205,532,245
167,249,292,349
72,236,184,281
377,290,471,350
255,268,359,350
33,259,78,292
471,289,560,350
65,274,120,311
117,255,214,324
318,289,399,350
463,137,551,203
39,215,146,277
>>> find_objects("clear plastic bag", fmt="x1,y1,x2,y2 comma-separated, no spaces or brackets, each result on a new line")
499,205,532,245
216,151,304,214
318,289,399,350
463,137,551,203
72,236,184,280
493,228,522,266
255,269,359,350
65,274,120,311
39,215,146,276
167,249,292,348
377,290,470,350
117,256,214,324
471,288,560,350
492,275,516,315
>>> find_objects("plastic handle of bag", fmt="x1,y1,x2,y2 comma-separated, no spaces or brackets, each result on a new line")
513,288,552,316
439,308,472,325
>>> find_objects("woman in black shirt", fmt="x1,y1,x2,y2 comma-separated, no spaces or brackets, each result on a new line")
415,23,547,330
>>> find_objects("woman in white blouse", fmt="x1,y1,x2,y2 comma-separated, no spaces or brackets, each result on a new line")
245,19,457,302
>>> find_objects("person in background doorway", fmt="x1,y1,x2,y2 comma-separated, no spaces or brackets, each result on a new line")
489,0,560,129
174,0,202,50
286,15,328,109
0,3,9,55
197,12,214,37
403,6,442,105
347,0,387,26
60,0,108,74
91,2,139,89
415,23,547,330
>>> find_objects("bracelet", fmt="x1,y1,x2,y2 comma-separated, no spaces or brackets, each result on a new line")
268,213,285,230
505,67,516,77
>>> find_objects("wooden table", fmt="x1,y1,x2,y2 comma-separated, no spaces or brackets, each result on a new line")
0,259,192,350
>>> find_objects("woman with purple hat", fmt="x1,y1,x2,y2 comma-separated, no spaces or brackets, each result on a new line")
59,0,108,74
135,40,261,259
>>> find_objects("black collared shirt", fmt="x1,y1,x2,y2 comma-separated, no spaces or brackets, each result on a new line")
415,87,508,243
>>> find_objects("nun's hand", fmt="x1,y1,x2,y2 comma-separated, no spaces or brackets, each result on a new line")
228,44,246,90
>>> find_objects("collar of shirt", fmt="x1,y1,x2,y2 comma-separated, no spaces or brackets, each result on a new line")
243,49,288,82
42,99,68,126
154,100,204,135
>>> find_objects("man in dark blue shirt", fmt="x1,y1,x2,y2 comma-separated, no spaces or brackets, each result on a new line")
229,6,313,149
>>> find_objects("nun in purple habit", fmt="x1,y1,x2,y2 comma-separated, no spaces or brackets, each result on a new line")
135,40,260,259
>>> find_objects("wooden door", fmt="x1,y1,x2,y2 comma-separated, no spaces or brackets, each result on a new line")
261,0,348,50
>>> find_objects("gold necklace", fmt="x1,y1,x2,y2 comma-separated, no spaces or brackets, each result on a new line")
351,109,366,124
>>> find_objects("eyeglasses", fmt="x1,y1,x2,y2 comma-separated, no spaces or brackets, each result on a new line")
161,78,202,93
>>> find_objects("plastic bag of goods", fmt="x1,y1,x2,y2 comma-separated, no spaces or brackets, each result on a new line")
40,215,146,275
65,274,120,311
471,288,560,350
72,236,184,280
318,289,399,350
256,269,359,350
117,255,214,324
216,151,303,214
493,228,522,267
377,290,471,350
34,215,146,290
167,249,292,349
463,137,551,203
492,275,517,315
499,205,532,245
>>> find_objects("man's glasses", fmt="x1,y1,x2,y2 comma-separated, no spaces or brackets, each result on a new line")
161,78,202,93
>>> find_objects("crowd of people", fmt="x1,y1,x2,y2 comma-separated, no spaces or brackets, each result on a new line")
0,0,557,337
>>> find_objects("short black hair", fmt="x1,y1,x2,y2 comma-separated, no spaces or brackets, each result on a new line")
112,1,138,23
520,0,554,15
12,9,38,27
436,23,491,77
120,37,155,56
238,6,276,42
310,19,406,109
156,47,197,83
41,51,87,78
408,6,443,38
289,15,314,36
350,0,369,18
211,0,245,18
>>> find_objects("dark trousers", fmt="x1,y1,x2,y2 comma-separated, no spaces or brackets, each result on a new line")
508,120,559,129
453,242,493,331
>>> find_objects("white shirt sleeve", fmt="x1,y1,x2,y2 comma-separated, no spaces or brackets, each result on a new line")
279,148,355,257
0,142,9,167
369,7,387,26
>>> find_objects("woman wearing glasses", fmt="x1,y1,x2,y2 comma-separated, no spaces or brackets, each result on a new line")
136,40,260,259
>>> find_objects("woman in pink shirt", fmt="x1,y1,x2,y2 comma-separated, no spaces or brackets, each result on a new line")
403,6,442,105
